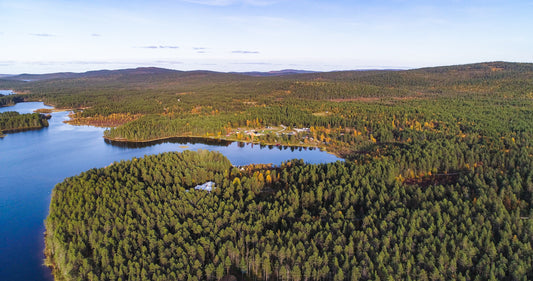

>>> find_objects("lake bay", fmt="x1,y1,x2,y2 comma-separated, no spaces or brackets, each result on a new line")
0,102,341,281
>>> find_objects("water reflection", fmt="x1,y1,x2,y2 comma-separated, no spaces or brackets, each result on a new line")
105,137,320,154
104,136,232,148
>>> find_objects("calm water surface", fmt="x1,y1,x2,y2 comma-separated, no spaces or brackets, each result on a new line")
0,90,16,95
0,102,342,281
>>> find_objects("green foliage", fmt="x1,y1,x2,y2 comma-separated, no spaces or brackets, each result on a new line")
46,146,533,280
0,111,49,133
0,94,24,107
3,62,521,154
3,62,533,146
12,62,532,280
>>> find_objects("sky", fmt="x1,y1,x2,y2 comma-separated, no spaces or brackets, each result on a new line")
0,0,532,74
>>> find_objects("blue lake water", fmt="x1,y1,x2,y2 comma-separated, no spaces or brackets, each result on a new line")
0,90,16,95
0,102,342,281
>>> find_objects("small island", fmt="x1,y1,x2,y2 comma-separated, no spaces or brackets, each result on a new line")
0,111,50,136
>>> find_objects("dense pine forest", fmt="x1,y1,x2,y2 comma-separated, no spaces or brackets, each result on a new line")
46,146,532,280
0,111,49,137
2,62,532,280
0,93,25,107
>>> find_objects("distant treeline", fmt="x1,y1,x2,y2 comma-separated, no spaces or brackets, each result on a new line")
2,62,531,154
3,62,533,117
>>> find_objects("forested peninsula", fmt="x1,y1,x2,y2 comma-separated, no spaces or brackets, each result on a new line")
46,145,532,280
1,62,532,280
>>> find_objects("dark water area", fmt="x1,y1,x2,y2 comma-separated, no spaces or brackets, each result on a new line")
104,136,234,148
0,102,342,281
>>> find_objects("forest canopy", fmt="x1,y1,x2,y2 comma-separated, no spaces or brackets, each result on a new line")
46,148,532,280
2,62,533,158
0,111,49,136
5,62,528,280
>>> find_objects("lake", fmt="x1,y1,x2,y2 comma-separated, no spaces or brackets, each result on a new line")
0,102,342,281
0,90,16,95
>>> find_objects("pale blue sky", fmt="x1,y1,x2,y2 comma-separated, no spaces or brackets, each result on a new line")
0,0,532,74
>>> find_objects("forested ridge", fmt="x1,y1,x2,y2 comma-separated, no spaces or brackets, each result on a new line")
0,111,49,136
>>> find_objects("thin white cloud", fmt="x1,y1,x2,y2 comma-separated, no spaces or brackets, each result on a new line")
30,33,55,37
222,15,290,25
232,50,259,54
183,0,282,6
194,47,207,53
138,45,180,49
183,0,232,5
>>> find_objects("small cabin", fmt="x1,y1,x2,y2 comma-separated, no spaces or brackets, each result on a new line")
194,181,215,192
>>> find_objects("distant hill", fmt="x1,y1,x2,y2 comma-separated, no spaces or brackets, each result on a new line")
3,67,317,81
4,67,184,82
6,62,533,82
2,61,533,107
235,69,318,77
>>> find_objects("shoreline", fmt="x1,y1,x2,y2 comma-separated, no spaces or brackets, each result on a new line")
60,110,344,158
103,134,343,158
43,230,62,281
0,89,23,96
2,126,48,134
0,98,64,112
0,104,51,134
2,101,345,159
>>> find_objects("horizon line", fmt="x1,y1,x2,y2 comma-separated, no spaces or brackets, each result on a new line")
1,60,531,76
